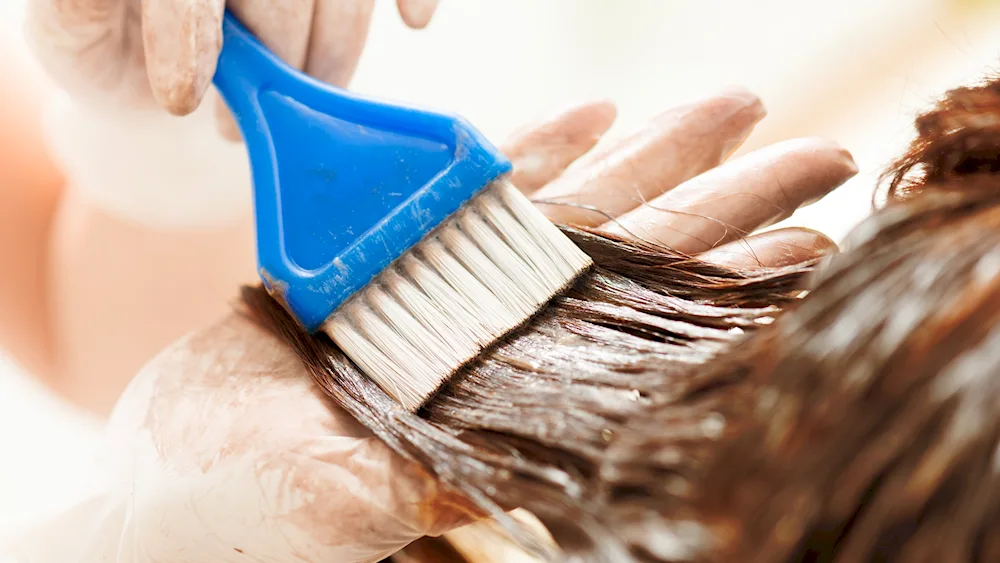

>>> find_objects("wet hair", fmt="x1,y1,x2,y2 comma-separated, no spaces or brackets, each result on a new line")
244,75,1000,562
578,75,1000,562
686,75,1000,563
241,227,814,559
384,536,470,563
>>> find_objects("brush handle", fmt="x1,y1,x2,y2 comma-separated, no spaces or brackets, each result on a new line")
212,12,512,331
213,14,479,156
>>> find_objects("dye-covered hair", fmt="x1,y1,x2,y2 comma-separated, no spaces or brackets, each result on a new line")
691,75,1000,563
245,75,1000,563
383,536,470,563
583,76,1000,562
241,227,814,559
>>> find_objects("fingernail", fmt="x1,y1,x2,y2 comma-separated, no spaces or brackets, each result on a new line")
791,137,859,206
701,228,838,269
709,87,767,128
562,100,617,145
143,0,225,116
818,140,859,176
800,137,857,172
525,99,617,144
841,148,860,176
398,0,440,29
697,87,766,158
716,85,766,116
507,100,618,193
563,99,618,132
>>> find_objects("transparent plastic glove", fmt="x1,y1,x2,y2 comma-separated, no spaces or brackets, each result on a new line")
27,0,441,229
25,0,439,136
5,314,477,563
1,101,618,563
1,94,854,563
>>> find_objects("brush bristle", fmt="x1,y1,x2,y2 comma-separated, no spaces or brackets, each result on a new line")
323,180,593,411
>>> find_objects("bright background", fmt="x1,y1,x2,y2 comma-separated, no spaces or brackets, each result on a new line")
2,0,1000,529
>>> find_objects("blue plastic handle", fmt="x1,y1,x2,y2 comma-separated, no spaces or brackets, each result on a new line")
212,12,512,332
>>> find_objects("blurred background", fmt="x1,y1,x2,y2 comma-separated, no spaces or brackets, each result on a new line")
2,0,1000,529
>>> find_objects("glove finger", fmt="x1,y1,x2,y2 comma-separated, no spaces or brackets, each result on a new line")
499,100,617,194
600,138,857,254
531,88,765,227
24,0,149,103
225,0,316,69
304,0,376,88
698,227,838,270
141,0,226,115
396,0,440,29
214,0,317,139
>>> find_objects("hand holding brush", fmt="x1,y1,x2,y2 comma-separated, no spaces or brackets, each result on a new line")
3,92,856,563
5,0,439,415
26,0,439,127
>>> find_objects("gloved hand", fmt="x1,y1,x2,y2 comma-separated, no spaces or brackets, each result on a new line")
25,0,439,136
1,92,853,562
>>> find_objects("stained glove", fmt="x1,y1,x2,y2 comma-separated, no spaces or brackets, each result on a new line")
1,92,853,562
24,1,440,228
26,0,440,134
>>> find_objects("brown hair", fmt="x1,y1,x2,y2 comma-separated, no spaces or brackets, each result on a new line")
384,536,471,562
243,76,1000,562
591,76,1000,562
241,226,814,558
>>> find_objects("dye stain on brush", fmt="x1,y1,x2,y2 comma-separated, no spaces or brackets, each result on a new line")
213,12,591,410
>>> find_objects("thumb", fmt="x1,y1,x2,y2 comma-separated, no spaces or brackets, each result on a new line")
141,0,226,116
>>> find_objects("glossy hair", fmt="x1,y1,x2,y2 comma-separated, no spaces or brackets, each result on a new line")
244,75,1000,562
583,75,1000,562
241,227,813,559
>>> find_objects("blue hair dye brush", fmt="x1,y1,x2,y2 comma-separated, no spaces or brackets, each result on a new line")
213,12,592,410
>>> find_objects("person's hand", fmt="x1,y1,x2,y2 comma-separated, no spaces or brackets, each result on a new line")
514,88,854,267
25,0,439,135
3,91,855,562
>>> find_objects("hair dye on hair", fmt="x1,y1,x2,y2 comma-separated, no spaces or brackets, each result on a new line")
382,535,471,563
241,226,814,559
698,74,1000,563
240,73,1000,563
563,75,1000,562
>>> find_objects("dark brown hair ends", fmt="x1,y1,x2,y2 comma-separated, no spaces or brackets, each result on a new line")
608,77,1000,562
240,226,814,560
242,75,1000,562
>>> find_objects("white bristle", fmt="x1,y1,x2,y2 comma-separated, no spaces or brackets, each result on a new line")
365,284,455,374
321,180,593,411
323,306,412,401
381,268,479,356
457,207,551,307
399,251,503,344
439,221,537,318
418,238,524,336
476,197,566,289
497,181,591,277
